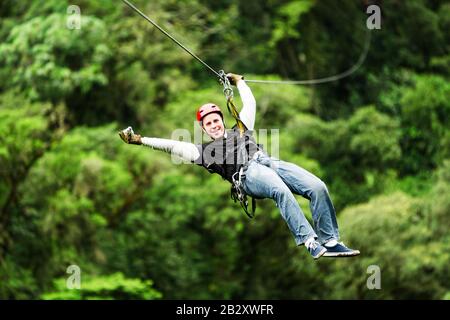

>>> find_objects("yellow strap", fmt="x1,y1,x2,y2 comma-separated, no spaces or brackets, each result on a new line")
226,96,246,137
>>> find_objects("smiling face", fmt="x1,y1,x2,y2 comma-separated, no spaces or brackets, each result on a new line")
202,112,225,139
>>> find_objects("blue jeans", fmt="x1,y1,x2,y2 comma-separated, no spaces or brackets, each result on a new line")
242,152,339,246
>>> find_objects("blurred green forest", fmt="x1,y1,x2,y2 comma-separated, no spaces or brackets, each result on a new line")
0,0,449,299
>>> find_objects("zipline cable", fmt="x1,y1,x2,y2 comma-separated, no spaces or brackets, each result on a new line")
121,0,221,79
245,30,372,85
121,0,371,86
122,0,247,137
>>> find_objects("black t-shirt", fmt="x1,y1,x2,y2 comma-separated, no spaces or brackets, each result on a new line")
194,127,263,183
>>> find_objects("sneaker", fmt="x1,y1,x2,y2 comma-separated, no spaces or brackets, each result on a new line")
306,240,327,260
119,126,142,145
323,242,360,257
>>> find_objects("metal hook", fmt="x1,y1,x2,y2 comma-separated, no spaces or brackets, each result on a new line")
218,70,233,100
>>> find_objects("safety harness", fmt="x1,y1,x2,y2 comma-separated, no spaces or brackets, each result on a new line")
219,70,257,219
230,167,256,219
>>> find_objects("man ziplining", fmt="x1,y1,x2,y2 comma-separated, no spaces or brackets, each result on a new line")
119,73,360,260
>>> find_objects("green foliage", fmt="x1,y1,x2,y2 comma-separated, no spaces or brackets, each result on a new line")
270,0,315,46
399,74,450,173
325,162,450,299
0,14,110,102
0,95,58,260
0,0,449,300
287,106,401,207
41,272,162,300
0,256,39,299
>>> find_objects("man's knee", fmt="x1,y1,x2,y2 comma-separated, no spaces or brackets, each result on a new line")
271,185,293,200
310,180,328,195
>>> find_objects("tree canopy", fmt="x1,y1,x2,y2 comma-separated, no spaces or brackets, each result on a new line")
0,0,449,300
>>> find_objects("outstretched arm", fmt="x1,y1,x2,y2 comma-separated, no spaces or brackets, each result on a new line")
141,137,200,162
119,127,200,162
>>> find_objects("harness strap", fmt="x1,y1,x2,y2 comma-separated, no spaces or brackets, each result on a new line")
231,167,256,219
226,97,246,137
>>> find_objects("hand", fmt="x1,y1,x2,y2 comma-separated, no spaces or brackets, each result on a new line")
119,126,142,145
226,73,244,86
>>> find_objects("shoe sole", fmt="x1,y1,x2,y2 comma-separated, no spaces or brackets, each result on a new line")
323,250,360,258
313,247,327,260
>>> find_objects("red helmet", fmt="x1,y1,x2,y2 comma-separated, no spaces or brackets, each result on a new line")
196,103,223,122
